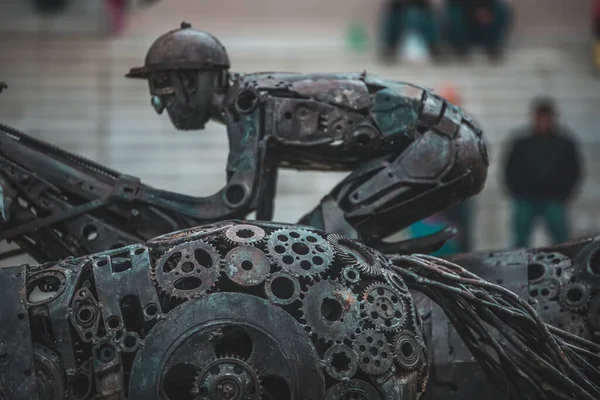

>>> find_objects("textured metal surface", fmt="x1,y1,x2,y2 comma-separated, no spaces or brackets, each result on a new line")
0,220,426,400
421,236,600,400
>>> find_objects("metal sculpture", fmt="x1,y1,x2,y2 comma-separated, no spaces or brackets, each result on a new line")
0,220,429,400
2,221,600,400
0,22,487,263
420,235,600,399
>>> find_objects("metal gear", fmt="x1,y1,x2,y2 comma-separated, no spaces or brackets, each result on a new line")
264,272,301,305
192,356,261,400
324,379,382,400
151,239,220,300
361,283,409,332
327,234,385,277
33,343,66,400
323,344,358,380
301,279,360,343
559,282,591,311
266,228,333,278
223,224,267,247
528,279,560,302
341,266,361,285
223,246,271,287
382,269,409,294
146,222,234,248
352,330,393,376
392,330,424,371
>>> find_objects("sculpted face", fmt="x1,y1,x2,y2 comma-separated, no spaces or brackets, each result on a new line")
147,70,216,130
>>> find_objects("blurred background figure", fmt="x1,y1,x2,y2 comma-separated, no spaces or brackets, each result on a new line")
445,0,513,60
378,0,440,63
104,0,128,36
503,97,582,248
32,0,69,15
408,82,475,256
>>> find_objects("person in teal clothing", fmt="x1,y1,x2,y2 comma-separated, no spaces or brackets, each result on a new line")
445,0,513,60
379,0,440,62
503,97,582,248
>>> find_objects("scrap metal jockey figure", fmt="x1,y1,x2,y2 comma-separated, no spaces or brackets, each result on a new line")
125,22,489,253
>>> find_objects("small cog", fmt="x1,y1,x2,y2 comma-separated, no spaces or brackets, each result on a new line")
223,246,271,287
341,266,361,285
324,379,382,400
323,344,358,380
223,224,267,247
382,269,409,294
559,282,591,312
352,330,393,376
264,272,301,305
301,279,360,343
151,239,220,300
192,356,261,400
327,234,385,277
392,330,425,371
266,228,333,278
361,283,409,332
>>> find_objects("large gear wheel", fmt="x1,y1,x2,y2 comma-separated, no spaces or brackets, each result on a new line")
327,234,385,276
352,330,393,376
266,228,334,278
361,283,409,332
223,224,267,247
223,246,271,287
392,330,424,371
192,356,261,400
559,282,591,311
147,222,234,248
301,279,360,343
151,239,220,300
324,379,382,400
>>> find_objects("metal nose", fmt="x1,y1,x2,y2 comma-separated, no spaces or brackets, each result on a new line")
151,96,165,115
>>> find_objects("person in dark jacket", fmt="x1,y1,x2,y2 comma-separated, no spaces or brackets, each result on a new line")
445,0,512,60
379,0,440,62
503,97,582,248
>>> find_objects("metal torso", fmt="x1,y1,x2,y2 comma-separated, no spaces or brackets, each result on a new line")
223,72,425,171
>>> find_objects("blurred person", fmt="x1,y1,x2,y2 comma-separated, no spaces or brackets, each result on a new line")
503,97,582,248
379,0,441,63
104,0,128,36
408,83,475,255
445,0,513,60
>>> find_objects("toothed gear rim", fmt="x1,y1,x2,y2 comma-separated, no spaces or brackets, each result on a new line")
392,331,424,371
301,279,361,343
327,234,385,276
559,282,591,311
193,357,261,400
223,224,266,246
323,344,358,380
33,343,66,400
264,271,301,305
152,239,220,299
362,283,409,332
128,292,325,400
324,379,382,400
266,228,333,277
223,246,271,287
146,222,235,248
353,330,393,376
